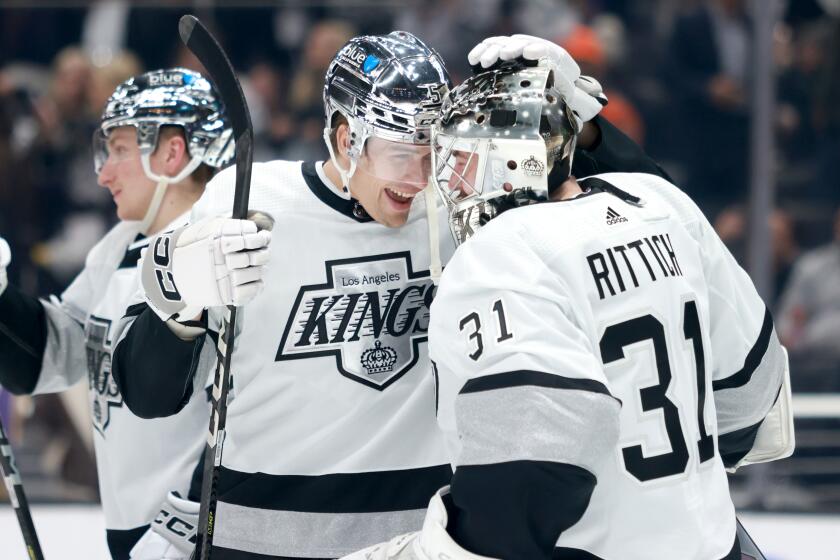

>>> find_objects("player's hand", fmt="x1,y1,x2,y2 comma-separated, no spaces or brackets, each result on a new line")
141,212,273,322
129,492,199,560
467,34,607,131
0,236,10,297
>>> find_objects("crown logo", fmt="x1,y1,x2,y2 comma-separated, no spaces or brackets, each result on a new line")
522,156,545,176
360,340,398,375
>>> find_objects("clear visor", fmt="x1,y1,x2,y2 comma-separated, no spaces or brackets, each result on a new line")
93,126,145,174
432,133,489,206
354,136,432,187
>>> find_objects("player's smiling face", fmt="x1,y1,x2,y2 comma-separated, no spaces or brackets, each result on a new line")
350,137,431,228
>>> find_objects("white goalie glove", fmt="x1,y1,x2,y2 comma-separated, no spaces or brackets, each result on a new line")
141,212,273,323
727,347,796,473
468,34,607,131
129,492,199,560
339,488,498,560
0,237,10,297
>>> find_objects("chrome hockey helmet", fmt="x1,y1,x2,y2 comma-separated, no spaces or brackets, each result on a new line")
323,31,451,187
431,62,577,246
94,68,234,231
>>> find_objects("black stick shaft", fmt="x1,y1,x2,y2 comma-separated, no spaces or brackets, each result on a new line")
179,15,253,560
0,416,45,560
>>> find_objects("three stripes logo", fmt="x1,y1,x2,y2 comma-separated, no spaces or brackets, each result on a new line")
606,207,628,225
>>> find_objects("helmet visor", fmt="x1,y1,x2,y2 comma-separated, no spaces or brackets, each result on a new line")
93,127,142,174
354,136,432,187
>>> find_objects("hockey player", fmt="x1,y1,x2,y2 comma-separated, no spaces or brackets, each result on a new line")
345,58,794,559
0,68,255,559
111,32,672,559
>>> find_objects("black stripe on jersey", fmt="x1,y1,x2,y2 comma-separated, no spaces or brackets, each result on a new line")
301,161,373,223
460,370,616,401
106,525,150,560
217,464,452,513
117,233,147,269
112,304,209,418
448,460,596,560
210,546,329,560
554,548,605,559
712,307,774,391
0,283,47,394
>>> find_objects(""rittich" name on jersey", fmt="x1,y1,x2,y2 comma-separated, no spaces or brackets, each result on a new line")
586,233,683,300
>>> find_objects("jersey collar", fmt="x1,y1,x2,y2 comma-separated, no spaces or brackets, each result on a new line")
302,161,373,223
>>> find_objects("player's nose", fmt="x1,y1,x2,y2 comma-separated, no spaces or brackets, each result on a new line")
97,159,116,188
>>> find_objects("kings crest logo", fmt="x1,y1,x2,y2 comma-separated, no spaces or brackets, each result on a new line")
522,156,545,176
276,252,434,390
86,316,123,435
361,341,398,374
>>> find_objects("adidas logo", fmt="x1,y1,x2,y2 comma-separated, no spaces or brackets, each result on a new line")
606,207,628,225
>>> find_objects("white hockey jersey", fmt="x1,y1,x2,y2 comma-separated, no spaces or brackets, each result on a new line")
183,161,455,558
35,217,209,538
429,173,786,560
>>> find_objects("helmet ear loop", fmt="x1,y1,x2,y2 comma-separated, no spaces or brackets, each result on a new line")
322,126,359,194
137,151,202,234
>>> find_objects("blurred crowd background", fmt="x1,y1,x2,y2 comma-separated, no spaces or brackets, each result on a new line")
1,0,839,515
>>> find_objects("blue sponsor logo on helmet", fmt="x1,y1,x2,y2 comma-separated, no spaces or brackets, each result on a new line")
363,54,381,74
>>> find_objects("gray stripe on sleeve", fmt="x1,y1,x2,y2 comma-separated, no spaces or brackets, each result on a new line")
715,328,785,435
455,384,621,474
33,298,87,395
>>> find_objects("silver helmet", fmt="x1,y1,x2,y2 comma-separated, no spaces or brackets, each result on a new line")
95,68,234,182
431,62,577,245
323,31,451,187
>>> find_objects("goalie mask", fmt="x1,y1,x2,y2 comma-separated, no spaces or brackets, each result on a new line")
323,31,451,189
94,68,233,232
431,63,577,246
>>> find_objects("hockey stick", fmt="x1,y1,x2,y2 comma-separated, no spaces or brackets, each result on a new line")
0,415,45,560
178,15,253,560
736,518,766,560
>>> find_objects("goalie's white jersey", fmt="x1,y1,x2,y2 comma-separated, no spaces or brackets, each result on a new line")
34,218,209,536
429,173,786,559
185,160,455,558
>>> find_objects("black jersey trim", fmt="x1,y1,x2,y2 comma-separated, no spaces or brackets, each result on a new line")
448,460,596,559
217,463,452,513
713,307,774,391
210,545,330,560
106,525,150,560
553,548,605,559
578,177,643,205
301,161,373,223
460,370,614,400
0,284,47,394
117,233,147,269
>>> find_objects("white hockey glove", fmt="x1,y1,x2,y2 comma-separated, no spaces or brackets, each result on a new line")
141,212,273,323
129,492,199,560
0,237,10,297
339,488,498,560
727,347,796,473
467,34,607,131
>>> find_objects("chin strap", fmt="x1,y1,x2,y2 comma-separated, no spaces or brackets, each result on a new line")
425,179,442,284
138,153,203,235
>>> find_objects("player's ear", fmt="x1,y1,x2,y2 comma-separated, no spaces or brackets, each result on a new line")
335,123,352,157
160,133,188,175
